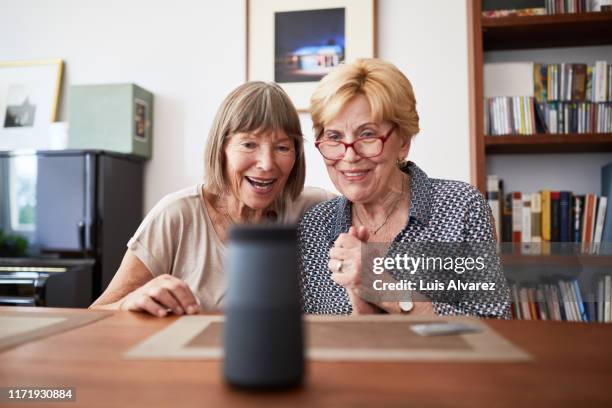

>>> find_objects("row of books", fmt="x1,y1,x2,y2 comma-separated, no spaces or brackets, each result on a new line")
487,177,610,245
539,101,612,134
509,275,612,322
484,97,612,135
545,0,612,14
484,96,538,135
534,62,611,103
481,0,611,17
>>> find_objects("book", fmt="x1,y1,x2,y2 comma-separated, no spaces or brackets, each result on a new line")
586,66,593,101
593,196,608,245
566,280,581,321
511,284,522,319
594,61,608,103
534,63,548,103
548,285,561,321
485,96,538,135
536,285,548,320
559,281,574,321
571,64,587,101
520,287,532,320
541,190,552,241
531,193,542,243
559,191,572,242
512,192,523,242
582,194,596,251
528,287,539,319
507,278,612,322
573,195,585,243
572,280,587,322
551,192,561,242
600,161,612,242
522,194,532,245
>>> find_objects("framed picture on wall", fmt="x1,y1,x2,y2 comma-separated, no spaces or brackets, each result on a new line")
0,59,64,150
247,0,376,111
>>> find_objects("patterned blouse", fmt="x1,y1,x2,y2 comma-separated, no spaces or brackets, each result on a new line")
298,161,511,318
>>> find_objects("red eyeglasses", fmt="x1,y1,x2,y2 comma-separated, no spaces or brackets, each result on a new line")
315,125,397,160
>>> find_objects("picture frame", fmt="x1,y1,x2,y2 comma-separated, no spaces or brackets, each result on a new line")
0,59,64,150
247,0,376,112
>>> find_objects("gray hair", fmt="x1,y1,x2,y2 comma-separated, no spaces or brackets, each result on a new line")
203,82,305,213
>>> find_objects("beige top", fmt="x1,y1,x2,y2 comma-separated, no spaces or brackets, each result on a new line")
127,185,334,310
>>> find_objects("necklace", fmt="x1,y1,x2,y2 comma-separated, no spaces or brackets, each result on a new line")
353,175,407,236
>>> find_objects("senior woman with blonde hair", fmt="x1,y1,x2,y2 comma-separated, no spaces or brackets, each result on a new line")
91,81,332,316
299,58,510,317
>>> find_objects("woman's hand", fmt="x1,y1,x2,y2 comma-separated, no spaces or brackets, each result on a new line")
119,274,200,317
329,226,379,315
329,226,369,290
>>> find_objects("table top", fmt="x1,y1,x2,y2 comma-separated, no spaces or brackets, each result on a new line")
1,307,611,408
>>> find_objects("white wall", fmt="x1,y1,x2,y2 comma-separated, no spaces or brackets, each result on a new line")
0,0,472,212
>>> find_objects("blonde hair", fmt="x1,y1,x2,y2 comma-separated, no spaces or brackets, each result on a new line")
310,58,420,144
203,82,305,212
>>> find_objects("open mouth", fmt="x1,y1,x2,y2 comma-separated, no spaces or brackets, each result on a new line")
245,176,277,193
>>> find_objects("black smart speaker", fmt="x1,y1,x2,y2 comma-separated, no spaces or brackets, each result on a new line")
223,225,304,388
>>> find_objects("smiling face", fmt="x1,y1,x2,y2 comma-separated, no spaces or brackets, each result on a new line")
223,129,296,211
320,94,410,204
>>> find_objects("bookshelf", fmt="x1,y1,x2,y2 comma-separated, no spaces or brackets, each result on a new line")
482,12,612,50
467,1,612,191
468,2,612,322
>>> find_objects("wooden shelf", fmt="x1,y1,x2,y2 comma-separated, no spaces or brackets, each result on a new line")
482,11,612,50
485,133,612,154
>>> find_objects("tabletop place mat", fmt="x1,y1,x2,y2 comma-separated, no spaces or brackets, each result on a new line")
125,315,531,362
0,309,112,353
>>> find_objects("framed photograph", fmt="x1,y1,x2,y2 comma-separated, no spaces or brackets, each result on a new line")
134,98,148,141
0,59,64,150
247,0,376,111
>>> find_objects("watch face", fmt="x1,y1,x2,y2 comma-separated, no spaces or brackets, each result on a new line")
399,301,413,312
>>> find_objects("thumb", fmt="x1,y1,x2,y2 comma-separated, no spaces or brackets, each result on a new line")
357,226,369,242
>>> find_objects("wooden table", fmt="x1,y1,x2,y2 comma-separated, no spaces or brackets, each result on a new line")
1,307,611,408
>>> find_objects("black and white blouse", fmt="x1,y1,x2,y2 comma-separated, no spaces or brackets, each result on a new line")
298,161,511,318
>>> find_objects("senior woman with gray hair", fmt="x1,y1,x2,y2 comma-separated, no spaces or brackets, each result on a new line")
299,58,511,317
91,82,332,316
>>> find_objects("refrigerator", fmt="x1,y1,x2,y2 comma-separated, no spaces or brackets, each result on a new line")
0,150,144,306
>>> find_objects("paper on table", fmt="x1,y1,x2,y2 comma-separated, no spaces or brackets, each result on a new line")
0,310,112,353
125,315,532,362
